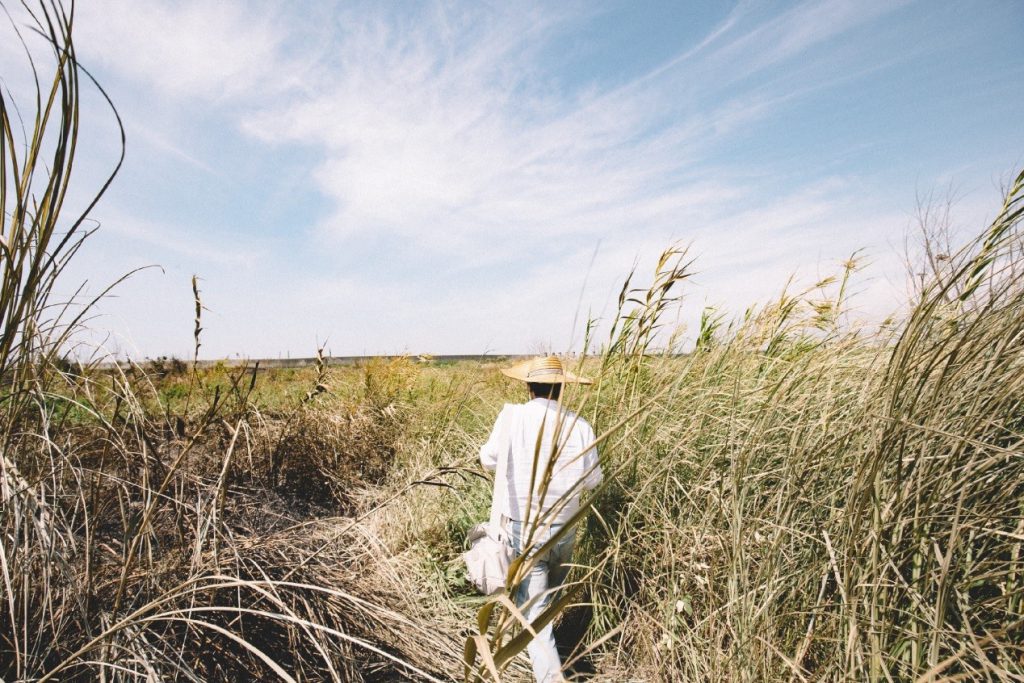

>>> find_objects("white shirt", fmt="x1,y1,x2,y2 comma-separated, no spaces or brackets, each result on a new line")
479,397,602,526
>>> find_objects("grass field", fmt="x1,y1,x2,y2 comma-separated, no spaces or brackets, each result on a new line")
3,3,1023,681
6,216,1024,680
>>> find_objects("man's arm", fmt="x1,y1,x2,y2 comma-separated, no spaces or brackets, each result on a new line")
479,405,509,472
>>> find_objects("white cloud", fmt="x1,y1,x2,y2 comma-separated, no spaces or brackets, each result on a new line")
9,0,1014,358
95,208,264,268
234,0,913,275
702,0,908,79
74,0,295,102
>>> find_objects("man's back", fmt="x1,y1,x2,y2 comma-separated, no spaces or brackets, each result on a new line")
480,397,601,525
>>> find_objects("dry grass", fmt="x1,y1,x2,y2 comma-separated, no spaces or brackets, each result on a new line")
0,7,467,678
549,173,1024,681
2,356,475,679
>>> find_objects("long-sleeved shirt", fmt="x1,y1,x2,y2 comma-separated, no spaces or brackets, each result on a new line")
479,397,602,526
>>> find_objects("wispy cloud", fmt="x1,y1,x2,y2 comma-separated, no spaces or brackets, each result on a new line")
75,0,297,102
227,0,911,294
705,0,906,77
94,208,264,268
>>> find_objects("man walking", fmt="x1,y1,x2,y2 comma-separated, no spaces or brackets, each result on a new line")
480,356,602,683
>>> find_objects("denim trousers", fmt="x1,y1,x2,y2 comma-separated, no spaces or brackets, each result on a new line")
505,519,575,683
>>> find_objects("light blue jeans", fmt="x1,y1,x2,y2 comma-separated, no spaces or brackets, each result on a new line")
505,519,575,683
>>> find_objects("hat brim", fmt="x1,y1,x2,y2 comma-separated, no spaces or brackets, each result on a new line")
500,359,593,385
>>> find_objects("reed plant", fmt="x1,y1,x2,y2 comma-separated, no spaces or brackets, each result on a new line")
1,3,461,680
457,176,1023,681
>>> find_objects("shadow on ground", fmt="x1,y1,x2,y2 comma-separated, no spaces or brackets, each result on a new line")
557,601,597,680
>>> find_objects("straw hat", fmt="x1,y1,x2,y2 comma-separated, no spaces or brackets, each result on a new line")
500,356,592,385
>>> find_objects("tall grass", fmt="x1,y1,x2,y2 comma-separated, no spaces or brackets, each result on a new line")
1,2,118,677
1,4,462,680
454,176,1024,681
560,173,1023,680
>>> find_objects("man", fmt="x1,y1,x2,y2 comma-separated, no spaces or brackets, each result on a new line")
479,356,602,683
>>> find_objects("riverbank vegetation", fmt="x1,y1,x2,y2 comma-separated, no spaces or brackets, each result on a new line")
3,3,1022,681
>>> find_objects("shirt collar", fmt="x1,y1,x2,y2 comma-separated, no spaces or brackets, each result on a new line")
529,397,560,408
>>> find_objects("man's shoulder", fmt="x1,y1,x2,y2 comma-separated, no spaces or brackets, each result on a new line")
571,412,595,436
495,402,526,422
547,404,595,435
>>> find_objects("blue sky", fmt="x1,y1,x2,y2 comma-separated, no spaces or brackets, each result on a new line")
3,0,1022,359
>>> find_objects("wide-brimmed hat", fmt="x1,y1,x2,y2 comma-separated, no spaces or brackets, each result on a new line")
500,356,592,385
